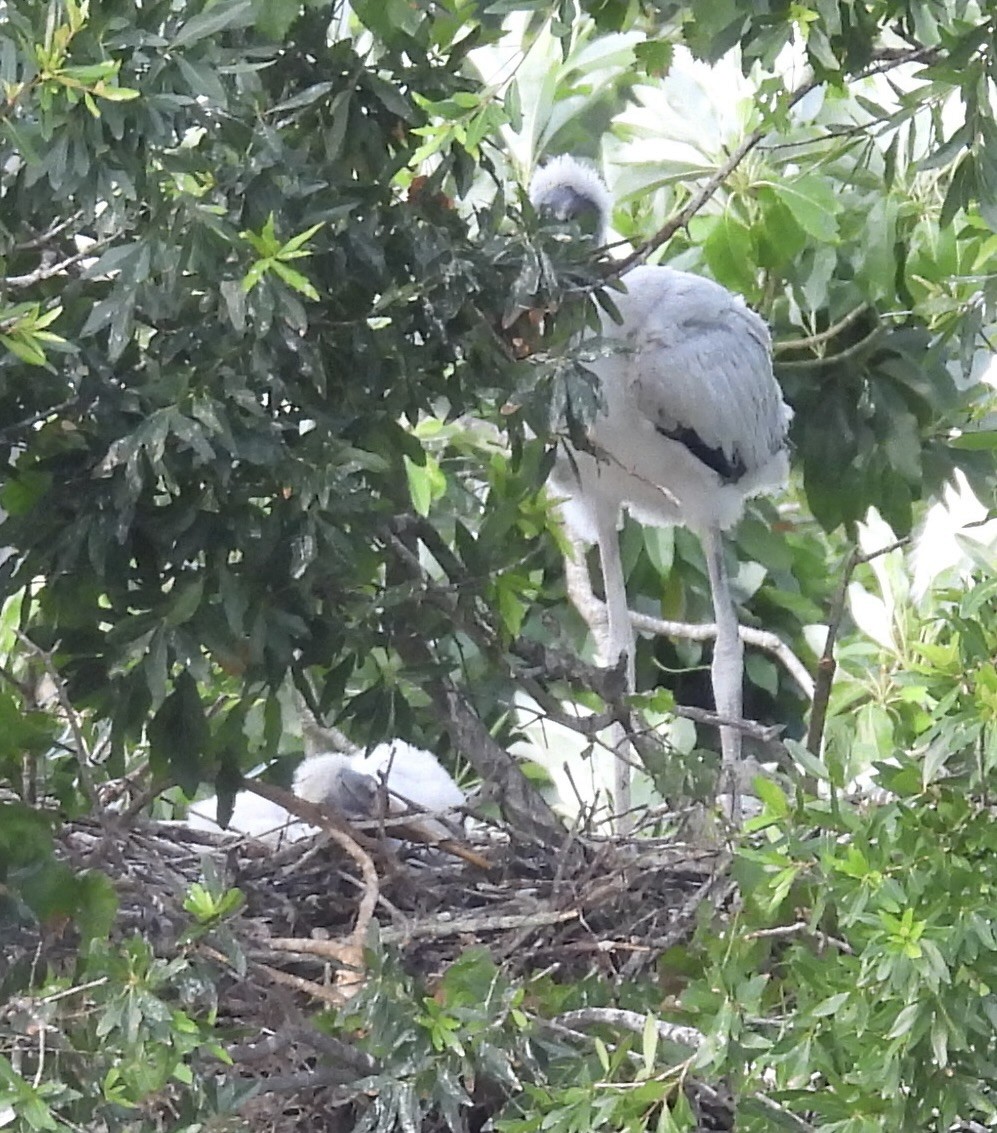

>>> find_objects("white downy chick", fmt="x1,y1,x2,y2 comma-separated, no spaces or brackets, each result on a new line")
297,741,465,840
184,744,464,847
354,740,466,813
184,788,311,846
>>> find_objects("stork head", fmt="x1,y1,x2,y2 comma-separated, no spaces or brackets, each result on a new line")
293,752,379,818
528,155,611,244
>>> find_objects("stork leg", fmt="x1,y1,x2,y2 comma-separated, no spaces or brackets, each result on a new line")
702,526,744,817
594,505,635,831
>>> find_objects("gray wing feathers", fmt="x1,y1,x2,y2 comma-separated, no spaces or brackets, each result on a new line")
606,267,787,475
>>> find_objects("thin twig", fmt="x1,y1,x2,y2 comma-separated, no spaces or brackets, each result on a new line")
4,244,101,289
773,303,871,355
199,942,349,1008
382,528,567,844
606,45,934,283
266,937,365,965
609,75,824,278
37,977,110,1004
0,659,37,703
379,908,579,945
631,611,815,699
236,1066,356,1094
777,324,883,370
806,536,909,756
245,780,377,998
671,704,783,742
13,213,84,251
0,398,80,440
744,921,853,953
806,549,857,757
227,1024,375,1075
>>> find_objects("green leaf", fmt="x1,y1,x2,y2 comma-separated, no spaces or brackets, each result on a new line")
634,39,673,77
241,259,268,293
171,0,254,47
404,454,433,517
251,0,300,39
886,1001,921,1040
0,332,47,365
164,578,204,627
403,453,445,517
504,78,522,132
752,775,790,817
643,526,674,576
765,175,839,242
702,211,758,297
91,83,140,102
280,221,324,255
810,991,850,1017
270,258,320,299
147,673,208,796
950,430,997,450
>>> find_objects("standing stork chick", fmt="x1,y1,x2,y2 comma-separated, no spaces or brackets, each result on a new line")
530,156,792,806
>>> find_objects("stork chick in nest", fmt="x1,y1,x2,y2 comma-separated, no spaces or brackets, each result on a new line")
185,741,465,848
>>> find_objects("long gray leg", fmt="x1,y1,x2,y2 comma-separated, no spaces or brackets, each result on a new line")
702,526,744,816
594,505,635,830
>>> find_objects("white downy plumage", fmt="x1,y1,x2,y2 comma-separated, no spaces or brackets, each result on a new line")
184,740,464,847
530,156,792,802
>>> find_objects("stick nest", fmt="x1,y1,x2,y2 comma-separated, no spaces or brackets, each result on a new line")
24,812,730,1131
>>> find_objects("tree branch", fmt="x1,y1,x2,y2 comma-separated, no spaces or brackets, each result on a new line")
380,523,570,844
777,324,883,370
554,1006,705,1051
609,77,822,278
805,537,908,756
13,213,84,252
564,536,814,697
14,630,99,810
4,244,101,289
608,45,937,280
773,303,871,355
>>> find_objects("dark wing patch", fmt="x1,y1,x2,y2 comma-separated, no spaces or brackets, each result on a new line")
655,424,747,484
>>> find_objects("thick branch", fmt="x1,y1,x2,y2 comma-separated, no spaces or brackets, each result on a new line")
381,523,567,844
564,540,813,697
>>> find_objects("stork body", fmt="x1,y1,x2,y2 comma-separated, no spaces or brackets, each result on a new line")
531,157,791,799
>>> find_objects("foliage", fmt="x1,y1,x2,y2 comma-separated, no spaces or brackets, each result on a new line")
0,931,240,1132
0,0,996,1129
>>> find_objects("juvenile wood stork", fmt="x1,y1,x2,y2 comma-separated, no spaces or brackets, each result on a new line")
530,156,792,808
185,741,465,846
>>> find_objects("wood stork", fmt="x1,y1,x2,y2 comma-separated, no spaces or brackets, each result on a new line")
185,741,465,845
530,156,792,813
